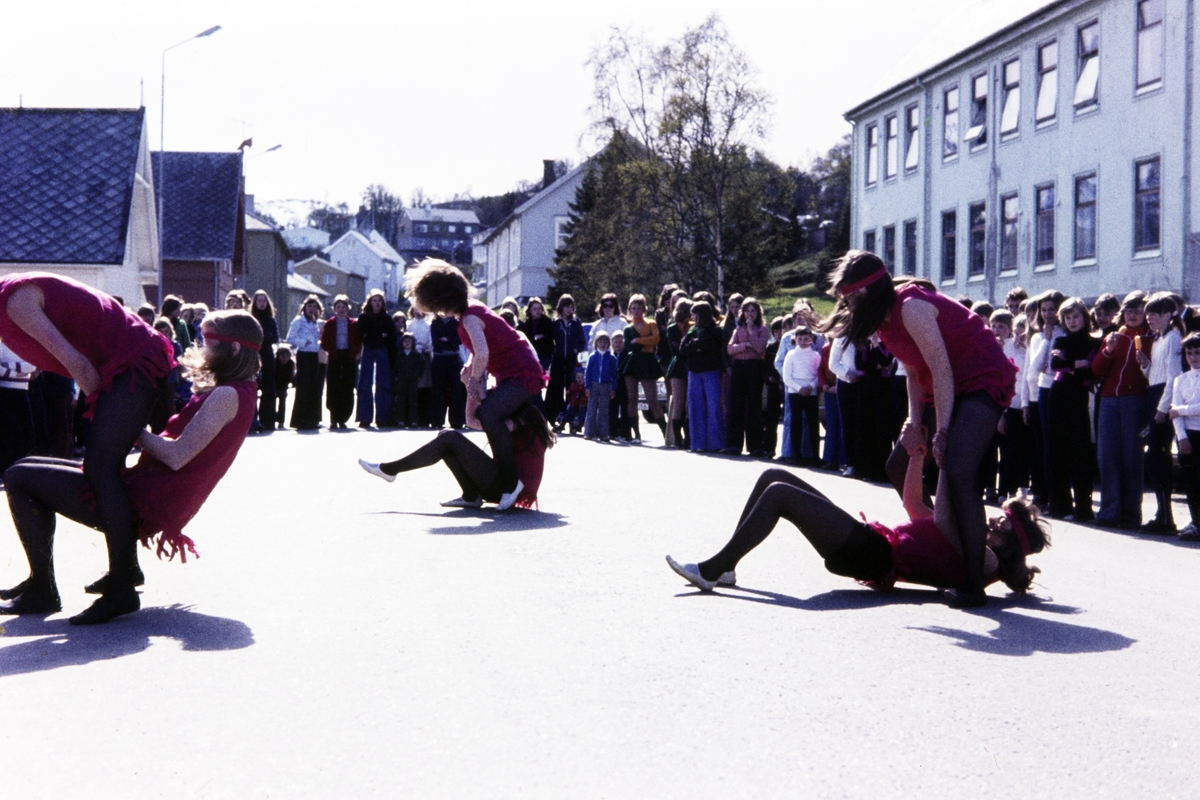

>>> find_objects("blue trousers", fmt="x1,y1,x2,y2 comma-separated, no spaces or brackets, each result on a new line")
1097,394,1145,526
687,370,725,452
822,390,844,467
356,346,391,425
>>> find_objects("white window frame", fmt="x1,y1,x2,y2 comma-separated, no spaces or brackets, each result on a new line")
903,219,918,276
941,210,957,283
885,115,898,180
1036,40,1058,125
866,123,879,185
999,193,1019,273
964,73,988,149
1035,184,1055,266
943,87,959,161
904,104,920,173
1137,0,1165,92
1074,21,1100,110
1134,157,1162,253
1000,58,1020,137
1074,172,1098,262
555,216,571,250
968,202,987,276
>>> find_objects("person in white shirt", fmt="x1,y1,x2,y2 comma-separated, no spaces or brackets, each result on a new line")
1142,293,1185,531
991,309,1029,501
782,327,822,467
1023,290,1064,507
1169,333,1200,540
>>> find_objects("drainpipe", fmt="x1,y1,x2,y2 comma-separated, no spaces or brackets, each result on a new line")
986,62,1001,305
919,76,932,281
1184,0,1195,301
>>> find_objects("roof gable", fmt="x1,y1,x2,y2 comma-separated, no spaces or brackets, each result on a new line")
152,151,243,260
0,108,145,264
403,207,480,225
323,229,396,265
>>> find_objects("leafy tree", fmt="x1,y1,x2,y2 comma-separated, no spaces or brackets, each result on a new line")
307,202,353,241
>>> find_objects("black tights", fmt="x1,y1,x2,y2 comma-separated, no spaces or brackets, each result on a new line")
475,380,533,493
380,430,501,503
697,468,861,581
4,457,104,592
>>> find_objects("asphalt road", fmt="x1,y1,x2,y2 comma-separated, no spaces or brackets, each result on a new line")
1,425,1198,799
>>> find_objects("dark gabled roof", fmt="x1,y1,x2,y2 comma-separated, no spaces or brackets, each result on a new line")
152,151,243,260
0,108,145,264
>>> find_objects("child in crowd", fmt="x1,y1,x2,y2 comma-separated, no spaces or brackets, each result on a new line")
1048,297,1097,521
584,332,618,441
1142,292,1184,532
665,300,693,450
1091,292,1149,528
558,367,587,435
274,344,295,429
1170,333,1200,541
782,326,821,467
762,317,785,460
392,332,423,428
1026,290,1065,508
991,309,1029,502
610,331,632,441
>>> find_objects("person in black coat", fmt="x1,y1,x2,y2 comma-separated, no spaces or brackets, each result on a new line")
356,290,396,428
547,294,586,422
1048,297,1098,520
391,332,424,428
430,313,467,428
251,290,280,432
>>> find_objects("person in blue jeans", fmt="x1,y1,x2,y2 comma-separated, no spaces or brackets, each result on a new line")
680,301,726,452
584,332,618,440
355,290,394,428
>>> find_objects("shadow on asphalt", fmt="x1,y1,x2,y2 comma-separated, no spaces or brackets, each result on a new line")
0,604,254,677
676,585,947,611
367,509,569,536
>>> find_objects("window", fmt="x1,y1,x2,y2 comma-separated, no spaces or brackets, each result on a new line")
866,124,879,185
322,274,337,286
1001,59,1020,136
1075,22,1100,109
1036,40,1058,123
1000,194,1019,272
1135,157,1162,251
1138,0,1165,89
448,224,457,233
941,211,957,281
965,73,988,148
1074,173,1097,260
943,87,959,159
883,225,896,271
415,223,428,233
969,202,986,275
297,273,312,283
464,225,474,234
885,115,898,179
555,217,571,250
904,105,920,172
903,220,918,275
864,229,876,254
1036,185,1055,265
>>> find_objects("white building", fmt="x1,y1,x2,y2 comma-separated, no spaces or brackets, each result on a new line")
321,229,400,304
479,164,588,306
844,0,1199,302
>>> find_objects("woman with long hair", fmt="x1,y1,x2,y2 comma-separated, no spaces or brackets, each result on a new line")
285,295,324,430
250,290,279,431
724,297,769,456
1,310,262,624
1047,297,1098,520
519,297,555,373
359,402,555,510
620,293,667,443
320,295,361,430
817,251,1017,607
355,289,395,429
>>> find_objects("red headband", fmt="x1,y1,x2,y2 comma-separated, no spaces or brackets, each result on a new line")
838,266,890,296
1004,509,1033,556
204,331,261,350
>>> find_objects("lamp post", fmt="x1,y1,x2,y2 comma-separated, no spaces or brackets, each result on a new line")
157,24,222,306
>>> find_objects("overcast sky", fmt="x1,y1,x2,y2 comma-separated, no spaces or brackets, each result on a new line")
2,0,1003,225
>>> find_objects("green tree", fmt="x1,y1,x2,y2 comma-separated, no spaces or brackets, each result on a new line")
307,202,353,240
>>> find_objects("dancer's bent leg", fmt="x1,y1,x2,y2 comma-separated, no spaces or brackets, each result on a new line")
939,391,1003,595
380,430,500,501
475,380,534,492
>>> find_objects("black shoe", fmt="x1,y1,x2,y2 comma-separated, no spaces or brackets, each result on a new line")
1093,517,1124,530
0,577,32,601
719,447,741,456
0,586,62,615
944,587,988,608
1141,518,1173,533
84,566,146,595
69,588,140,625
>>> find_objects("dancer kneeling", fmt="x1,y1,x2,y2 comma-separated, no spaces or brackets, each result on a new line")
1,311,262,624
359,402,554,509
667,443,1048,598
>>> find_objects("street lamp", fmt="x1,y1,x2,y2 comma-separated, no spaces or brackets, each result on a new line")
157,24,222,306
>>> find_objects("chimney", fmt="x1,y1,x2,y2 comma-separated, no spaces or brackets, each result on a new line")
542,160,557,190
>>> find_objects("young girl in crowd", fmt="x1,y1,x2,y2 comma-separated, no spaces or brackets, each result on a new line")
584,331,618,441
320,295,361,430
666,439,1050,601
359,402,555,510
1142,292,1184,532
275,343,295,428
1170,333,1200,541
392,332,423,428
0,273,176,622
1025,290,1065,508
356,289,395,429
725,297,769,456
1,310,262,624
782,326,822,467
680,301,726,453
285,295,324,430
991,310,1029,502
590,293,626,353
250,290,279,432
829,335,860,478
817,335,843,470
665,300,693,450
621,294,667,443
559,368,587,435
548,294,585,422
519,297,555,372
406,260,547,510
1047,297,1097,520
1091,292,1149,528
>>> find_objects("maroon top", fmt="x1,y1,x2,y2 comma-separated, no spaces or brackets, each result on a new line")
879,283,1016,407
865,517,999,591
0,272,175,411
124,380,258,561
461,301,547,395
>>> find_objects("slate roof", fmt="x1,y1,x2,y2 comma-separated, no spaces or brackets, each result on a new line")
152,151,243,260
403,207,480,225
280,227,331,252
0,108,146,264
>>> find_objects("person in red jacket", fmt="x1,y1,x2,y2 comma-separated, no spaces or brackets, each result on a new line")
1091,292,1149,529
320,295,362,429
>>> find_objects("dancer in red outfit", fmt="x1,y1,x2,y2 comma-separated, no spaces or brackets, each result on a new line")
1,310,262,623
668,443,1049,598
0,273,175,621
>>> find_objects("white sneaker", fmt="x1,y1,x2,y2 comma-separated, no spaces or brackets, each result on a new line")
665,555,714,592
1178,522,1200,541
496,479,525,511
716,570,737,586
440,496,484,509
358,459,395,482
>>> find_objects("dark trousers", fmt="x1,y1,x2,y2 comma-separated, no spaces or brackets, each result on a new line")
1048,381,1093,518
476,379,534,493
546,356,573,422
1145,384,1175,519
28,372,75,457
1179,430,1200,524
727,359,764,454
788,393,819,464
837,380,857,469
325,352,356,425
275,391,289,428
0,387,34,474
998,407,1032,497
763,379,783,457
291,351,323,429
258,349,276,428
431,353,466,428
393,381,420,427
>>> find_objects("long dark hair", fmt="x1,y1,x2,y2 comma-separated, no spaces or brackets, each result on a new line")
817,250,932,342
994,497,1051,593
515,403,556,449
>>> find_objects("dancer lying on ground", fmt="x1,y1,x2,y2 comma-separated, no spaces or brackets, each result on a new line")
0,311,262,624
0,273,175,621
405,260,547,510
667,441,1049,599
358,402,554,510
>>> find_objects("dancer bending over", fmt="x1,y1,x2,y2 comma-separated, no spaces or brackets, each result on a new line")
405,260,547,510
1,311,262,623
358,402,555,509
667,444,1048,598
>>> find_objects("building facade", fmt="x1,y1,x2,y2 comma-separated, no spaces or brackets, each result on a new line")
396,206,481,268
321,230,396,303
293,254,365,307
845,0,1198,303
